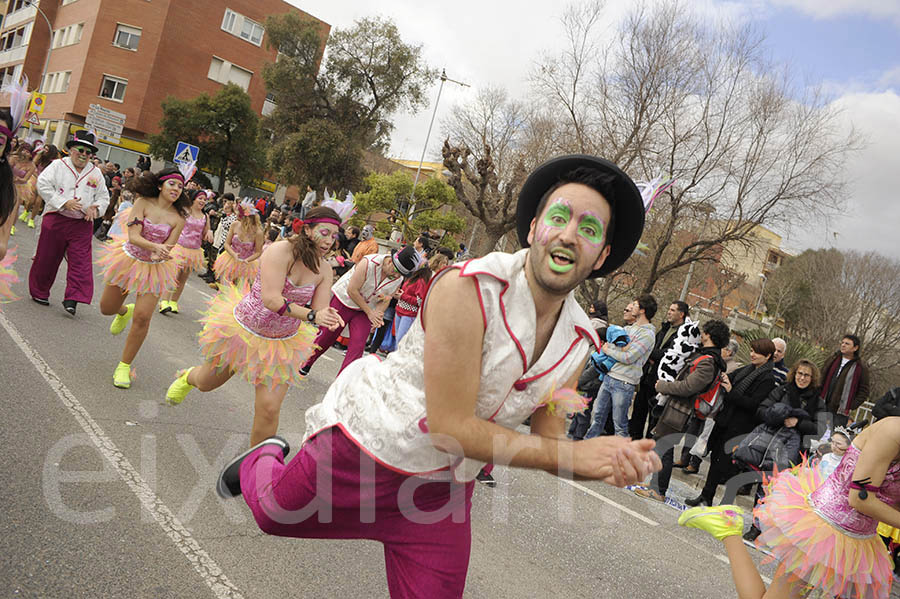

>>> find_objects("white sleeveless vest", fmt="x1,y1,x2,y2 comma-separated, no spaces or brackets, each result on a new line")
303,249,599,482
331,253,403,311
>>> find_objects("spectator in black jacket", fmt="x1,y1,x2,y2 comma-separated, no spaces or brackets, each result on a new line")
755,359,824,445
686,337,777,506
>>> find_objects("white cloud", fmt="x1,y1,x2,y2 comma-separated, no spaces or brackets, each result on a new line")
783,90,900,259
878,65,900,89
769,0,900,21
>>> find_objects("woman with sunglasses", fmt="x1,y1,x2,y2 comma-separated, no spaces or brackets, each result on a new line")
28,130,110,315
96,167,189,389
165,206,345,446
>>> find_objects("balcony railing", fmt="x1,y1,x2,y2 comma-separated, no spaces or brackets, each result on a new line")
3,5,36,30
0,44,28,66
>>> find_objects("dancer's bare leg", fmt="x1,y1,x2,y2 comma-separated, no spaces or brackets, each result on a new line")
186,361,234,392
99,284,129,316
250,383,289,446
162,268,190,303
121,292,159,364
722,536,805,598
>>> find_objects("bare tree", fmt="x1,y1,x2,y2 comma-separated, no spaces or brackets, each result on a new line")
441,87,544,256
532,0,858,293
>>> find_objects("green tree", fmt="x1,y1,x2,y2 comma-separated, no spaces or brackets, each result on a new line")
148,83,266,194
353,171,464,242
262,13,437,190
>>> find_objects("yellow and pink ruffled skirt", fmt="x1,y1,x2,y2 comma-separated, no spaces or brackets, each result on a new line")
755,464,893,599
197,283,318,390
213,252,258,284
171,244,205,272
96,241,179,296
0,247,21,303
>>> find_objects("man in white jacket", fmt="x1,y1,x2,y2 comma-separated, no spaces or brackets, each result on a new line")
28,130,109,315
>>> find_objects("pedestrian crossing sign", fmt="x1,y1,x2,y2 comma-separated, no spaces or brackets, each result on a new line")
173,141,199,165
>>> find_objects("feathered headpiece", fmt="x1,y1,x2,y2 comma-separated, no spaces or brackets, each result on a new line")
321,191,357,224
636,175,675,214
0,75,30,139
236,199,259,218
177,159,197,184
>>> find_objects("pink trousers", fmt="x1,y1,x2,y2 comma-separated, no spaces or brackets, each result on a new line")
303,296,374,374
240,427,474,598
28,212,95,304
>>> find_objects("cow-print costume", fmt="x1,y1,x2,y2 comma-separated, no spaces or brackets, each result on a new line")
656,317,700,384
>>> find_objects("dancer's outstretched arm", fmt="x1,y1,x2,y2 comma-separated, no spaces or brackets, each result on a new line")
423,268,659,487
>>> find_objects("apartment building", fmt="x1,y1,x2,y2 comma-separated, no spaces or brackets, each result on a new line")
0,0,328,184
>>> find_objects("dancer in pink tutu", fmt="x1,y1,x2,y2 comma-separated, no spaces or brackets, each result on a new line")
679,416,900,599
97,167,189,389
212,199,263,286
0,108,22,261
165,205,345,446
158,189,211,315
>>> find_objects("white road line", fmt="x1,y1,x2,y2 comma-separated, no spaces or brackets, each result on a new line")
0,311,244,599
560,478,660,526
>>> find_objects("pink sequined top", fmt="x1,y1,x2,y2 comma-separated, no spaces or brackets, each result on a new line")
123,219,174,263
808,443,900,537
177,216,205,250
233,274,315,339
230,236,257,260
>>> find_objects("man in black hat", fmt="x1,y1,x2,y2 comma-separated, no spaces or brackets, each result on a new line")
28,130,109,315
300,244,420,376
218,155,661,598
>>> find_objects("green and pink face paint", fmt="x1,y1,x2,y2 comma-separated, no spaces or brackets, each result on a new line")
534,198,607,273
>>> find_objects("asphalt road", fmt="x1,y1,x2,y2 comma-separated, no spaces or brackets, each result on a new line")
1,225,781,598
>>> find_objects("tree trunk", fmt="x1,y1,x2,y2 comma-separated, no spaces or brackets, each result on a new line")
470,226,506,258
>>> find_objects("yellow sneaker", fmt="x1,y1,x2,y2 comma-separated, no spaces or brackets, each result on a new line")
169,301,179,314
165,368,195,406
18,210,27,222
10,225,14,235
110,303,134,335
678,505,745,541
159,300,172,314
27,218,34,228
113,361,133,389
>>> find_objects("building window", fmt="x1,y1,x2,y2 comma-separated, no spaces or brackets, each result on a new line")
52,23,83,48
208,57,252,91
61,0,80,5
42,70,71,93
99,75,127,101
10,0,29,12
113,24,141,50
221,8,263,46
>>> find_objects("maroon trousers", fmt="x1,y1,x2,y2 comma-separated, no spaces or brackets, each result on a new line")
28,212,95,304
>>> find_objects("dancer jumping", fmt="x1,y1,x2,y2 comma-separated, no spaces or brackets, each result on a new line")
165,206,345,445
159,189,211,314
97,167,189,388
680,415,900,599
216,155,662,598
212,199,263,286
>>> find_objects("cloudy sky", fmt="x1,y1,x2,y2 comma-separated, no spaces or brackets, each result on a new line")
286,0,900,259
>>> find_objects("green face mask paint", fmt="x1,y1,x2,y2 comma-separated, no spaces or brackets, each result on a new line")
548,247,576,273
577,212,606,247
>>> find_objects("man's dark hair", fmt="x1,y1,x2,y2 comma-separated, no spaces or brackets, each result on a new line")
702,319,730,349
635,294,657,320
672,300,689,318
535,167,617,247
222,192,235,202
843,334,861,356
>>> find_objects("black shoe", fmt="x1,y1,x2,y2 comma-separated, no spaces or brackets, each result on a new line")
31,296,50,306
333,342,347,351
62,300,76,315
476,469,496,488
737,484,753,496
216,436,290,499
299,365,310,376
742,525,761,542
684,494,711,507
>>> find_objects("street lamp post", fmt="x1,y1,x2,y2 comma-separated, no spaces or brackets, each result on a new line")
405,69,469,233
753,273,768,321
24,0,53,139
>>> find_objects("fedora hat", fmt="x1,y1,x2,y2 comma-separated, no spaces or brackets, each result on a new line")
516,154,645,278
66,129,99,154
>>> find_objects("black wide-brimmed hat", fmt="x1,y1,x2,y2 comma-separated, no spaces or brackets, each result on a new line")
516,154,645,278
66,129,99,154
